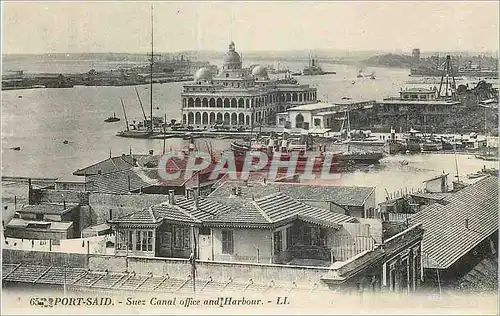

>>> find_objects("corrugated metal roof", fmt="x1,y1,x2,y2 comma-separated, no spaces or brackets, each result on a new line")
409,176,498,269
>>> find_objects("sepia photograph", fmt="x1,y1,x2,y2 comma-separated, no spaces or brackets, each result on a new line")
1,1,499,315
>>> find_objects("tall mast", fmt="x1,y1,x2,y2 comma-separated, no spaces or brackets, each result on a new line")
149,5,154,131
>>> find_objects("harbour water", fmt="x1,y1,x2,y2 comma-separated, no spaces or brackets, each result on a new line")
2,59,498,203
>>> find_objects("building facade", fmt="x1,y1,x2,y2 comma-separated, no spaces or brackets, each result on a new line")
181,41,318,128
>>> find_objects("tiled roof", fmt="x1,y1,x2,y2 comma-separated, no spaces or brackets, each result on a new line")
87,169,155,194
73,154,141,176
410,192,455,202
17,204,77,215
210,181,375,207
255,193,356,226
205,199,270,227
109,208,159,224
173,196,231,221
152,203,202,224
206,192,356,228
409,176,498,269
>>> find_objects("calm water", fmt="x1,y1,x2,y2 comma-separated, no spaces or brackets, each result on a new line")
2,60,498,203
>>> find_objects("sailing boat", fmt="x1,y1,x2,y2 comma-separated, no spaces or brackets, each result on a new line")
116,5,157,139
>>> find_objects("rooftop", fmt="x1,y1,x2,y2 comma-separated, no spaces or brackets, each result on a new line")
210,181,375,207
17,204,78,215
409,176,498,269
6,218,73,231
378,100,460,106
109,191,355,229
73,154,143,176
422,173,450,183
288,100,374,112
206,192,356,229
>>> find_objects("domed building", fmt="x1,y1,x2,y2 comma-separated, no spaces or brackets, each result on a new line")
251,65,269,80
194,67,213,84
181,41,317,128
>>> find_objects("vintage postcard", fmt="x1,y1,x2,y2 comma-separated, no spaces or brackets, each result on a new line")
1,1,498,315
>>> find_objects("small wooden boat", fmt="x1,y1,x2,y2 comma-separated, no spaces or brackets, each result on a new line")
10,146,21,151
467,172,483,179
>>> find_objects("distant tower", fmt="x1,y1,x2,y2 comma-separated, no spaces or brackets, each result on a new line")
411,48,421,68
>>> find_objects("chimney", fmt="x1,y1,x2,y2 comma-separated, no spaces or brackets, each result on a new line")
231,187,237,195
236,187,242,195
465,218,469,229
97,169,102,175
149,149,154,155
185,188,193,199
63,200,66,209
263,178,267,184
243,180,248,187
169,190,175,205
193,189,199,210
109,209,113,220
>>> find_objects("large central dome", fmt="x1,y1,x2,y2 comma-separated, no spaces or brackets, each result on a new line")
223,41,242,70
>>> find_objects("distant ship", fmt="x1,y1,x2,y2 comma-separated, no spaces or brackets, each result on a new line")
302,57,336,76
104,113,120,123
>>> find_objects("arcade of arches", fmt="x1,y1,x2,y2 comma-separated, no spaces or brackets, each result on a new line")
181,91,317,126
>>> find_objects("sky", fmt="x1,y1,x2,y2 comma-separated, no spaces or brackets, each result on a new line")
2,1,499,55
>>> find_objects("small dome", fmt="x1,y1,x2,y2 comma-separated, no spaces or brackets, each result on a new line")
252,65,268,77
194,67,212,81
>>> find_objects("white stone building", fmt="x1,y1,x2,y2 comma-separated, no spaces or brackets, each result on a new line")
181,41,318,128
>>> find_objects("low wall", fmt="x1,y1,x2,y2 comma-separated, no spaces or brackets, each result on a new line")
2,249,88,268
31,189,90,205
4,249,335,288
88,255,333,287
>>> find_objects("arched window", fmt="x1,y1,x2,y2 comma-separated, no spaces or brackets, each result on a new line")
238,98,244,108
231,113,238,125
217,98,223,108
223,113,230,125
238,113,244,125
183,114,187,124
202,98,208,107
295,113,304,128
188,112,194,125
231,98,237,108
188,98,194,107
202,112,208,125
209,112,216,124
195,98,201,107
224,99,230,108
195,112,201,124
209,98,216,107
